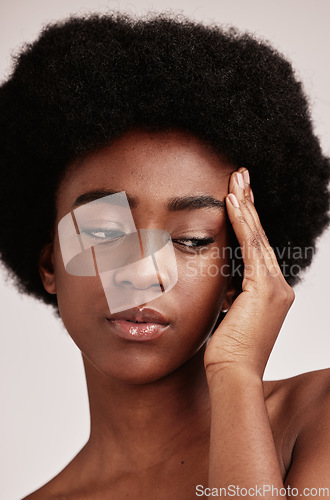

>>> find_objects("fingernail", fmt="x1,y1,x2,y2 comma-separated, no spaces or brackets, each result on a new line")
228,193,239,208
236,173,245,189
242,169,250,184
250,188,254,204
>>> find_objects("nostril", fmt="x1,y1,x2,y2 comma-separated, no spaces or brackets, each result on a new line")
120,280,133,289
114,256,163,291
119,281,161,290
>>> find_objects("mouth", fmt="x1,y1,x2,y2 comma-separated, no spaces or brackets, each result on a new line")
106,307,170,341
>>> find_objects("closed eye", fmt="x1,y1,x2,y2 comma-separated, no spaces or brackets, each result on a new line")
173,237,215,248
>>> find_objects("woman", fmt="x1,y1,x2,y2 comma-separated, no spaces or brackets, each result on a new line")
0,13,329,498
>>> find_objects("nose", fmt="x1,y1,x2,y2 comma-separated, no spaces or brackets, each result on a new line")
99,230,178,314
114,255,162,291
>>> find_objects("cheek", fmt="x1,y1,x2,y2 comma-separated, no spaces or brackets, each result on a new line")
53,241,108,327
174,249,229,323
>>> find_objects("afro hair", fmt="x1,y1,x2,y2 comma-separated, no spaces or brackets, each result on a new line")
0,12,329,309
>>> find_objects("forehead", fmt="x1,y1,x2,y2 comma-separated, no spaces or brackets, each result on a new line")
56,129,235,217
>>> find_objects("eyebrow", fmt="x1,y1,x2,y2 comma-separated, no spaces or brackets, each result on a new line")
72,190,136,208
72,190,225,211
167,195,224,211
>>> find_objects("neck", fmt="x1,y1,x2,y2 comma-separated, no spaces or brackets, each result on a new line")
81,347,211,476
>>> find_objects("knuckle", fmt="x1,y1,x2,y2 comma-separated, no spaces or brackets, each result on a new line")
285,286,296,305
260,228,269,243
266,281,295,306
247,234,261,249
235,215,246,225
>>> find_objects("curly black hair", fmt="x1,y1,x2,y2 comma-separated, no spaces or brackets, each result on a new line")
0,12,329,310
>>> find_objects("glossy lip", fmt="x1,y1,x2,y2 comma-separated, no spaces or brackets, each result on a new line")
106,307,170,342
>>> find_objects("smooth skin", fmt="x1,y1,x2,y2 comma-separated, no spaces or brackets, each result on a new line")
27,129,330,499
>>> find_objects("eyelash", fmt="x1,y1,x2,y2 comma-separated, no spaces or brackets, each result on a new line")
81,230,215,250
172,237,215,248
82,229,125,242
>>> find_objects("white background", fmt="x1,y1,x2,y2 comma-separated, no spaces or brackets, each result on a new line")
0,1,329,498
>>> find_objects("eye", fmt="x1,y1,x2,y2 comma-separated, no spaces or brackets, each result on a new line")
81,228,126,243
173,237,215,249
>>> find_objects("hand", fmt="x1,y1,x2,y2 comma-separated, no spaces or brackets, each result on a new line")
204,168,295,380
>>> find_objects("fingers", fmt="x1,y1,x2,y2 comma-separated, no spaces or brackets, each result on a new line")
226,182,264,285
226,168,282,281
236,169,278,270
232,169,280,274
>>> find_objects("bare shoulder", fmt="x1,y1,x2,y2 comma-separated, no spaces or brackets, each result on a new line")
263,368,330,477
21,445,110,500
264,367,330,416
22,483,57,499
22,475,69,500
21,452,82,500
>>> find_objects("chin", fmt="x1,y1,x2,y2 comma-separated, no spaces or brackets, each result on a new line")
102,363,177,385
93,347,202,386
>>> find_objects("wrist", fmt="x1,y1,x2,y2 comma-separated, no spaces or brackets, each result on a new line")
205,362,262,388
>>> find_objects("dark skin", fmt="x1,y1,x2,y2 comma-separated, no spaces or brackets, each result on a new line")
27,129,330,499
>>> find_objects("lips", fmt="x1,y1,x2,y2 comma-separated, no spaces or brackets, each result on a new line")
107,307,169,325
106,307,170,341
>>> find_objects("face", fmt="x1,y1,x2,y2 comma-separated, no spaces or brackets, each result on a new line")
40,129,236,384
